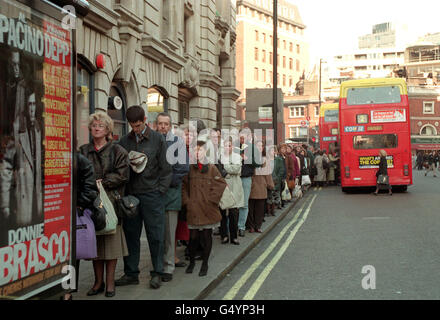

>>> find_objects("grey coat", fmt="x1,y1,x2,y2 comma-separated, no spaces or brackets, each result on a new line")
314,155,327,182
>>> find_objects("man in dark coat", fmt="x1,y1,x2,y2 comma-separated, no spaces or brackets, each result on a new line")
116,106,172,289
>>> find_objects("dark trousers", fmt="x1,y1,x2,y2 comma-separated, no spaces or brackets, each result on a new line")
220,208,239,240
247,199,265,230
122,191,165,277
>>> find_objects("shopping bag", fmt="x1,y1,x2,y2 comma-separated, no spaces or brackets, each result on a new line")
219,185,237,210
294,185,303,198
377,174,389,185
76,208,97,260
95,180,118,236
281,181,292,201
301,175,311,185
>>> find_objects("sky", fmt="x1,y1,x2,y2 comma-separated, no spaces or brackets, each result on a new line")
289,0,440,69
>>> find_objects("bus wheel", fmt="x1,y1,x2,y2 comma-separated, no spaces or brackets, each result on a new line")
395,185,407,192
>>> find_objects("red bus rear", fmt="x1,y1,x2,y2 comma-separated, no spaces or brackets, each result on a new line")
319,103,339,153
339,78,413,191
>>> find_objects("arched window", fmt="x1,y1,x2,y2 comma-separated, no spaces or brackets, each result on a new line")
108,83,127,141
420,124,437,136
147,86,169,129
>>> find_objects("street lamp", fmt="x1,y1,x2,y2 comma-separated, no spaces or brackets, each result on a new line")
272,0,278,145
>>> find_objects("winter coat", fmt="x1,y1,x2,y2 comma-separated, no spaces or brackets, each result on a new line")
327,153,339,182
118,125,172,195
272,155,287,189
314,155,326,182
80,141,129,222
240,142,263,178
376,156,388,177
221,151,245,208
76,153,98,209
163,133,189,211
182,164,227,226
250,158,275,199
0,118,43,227
285,153,295,181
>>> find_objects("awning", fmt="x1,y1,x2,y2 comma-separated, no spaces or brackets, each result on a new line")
411,143,440,150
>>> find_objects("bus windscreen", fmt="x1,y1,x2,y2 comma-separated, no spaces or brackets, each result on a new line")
353,134,398,149
347,86,401,105
324,109,338,122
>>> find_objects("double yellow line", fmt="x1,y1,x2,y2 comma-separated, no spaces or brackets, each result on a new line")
223,194,318,300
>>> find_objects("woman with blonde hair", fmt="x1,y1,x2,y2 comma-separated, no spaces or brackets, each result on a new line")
373,149,392,196
79,112,130,297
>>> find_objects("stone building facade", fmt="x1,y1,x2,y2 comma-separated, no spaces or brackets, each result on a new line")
74,0,240,145
408,85,440,152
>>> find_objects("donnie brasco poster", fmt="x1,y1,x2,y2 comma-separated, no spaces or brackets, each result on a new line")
0,0,73,298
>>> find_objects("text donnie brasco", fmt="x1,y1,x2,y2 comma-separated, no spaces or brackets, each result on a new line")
175,304,264,318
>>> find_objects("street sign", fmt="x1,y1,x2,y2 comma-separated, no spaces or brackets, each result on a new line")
300,120,309,127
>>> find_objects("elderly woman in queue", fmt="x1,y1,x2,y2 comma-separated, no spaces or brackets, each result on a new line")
79,112,129,297
182,139,227,276
373,149,392,196
219,137,244,245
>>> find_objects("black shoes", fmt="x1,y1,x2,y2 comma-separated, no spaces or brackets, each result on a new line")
185,262,195,274
238,230,245,237
175,261,187,268
221,237,229,244
86,283,105,296
115,275,139,286
105,290,115,298
150,275,161,289
231,239,240,245
199,264,208,277
161,273,173,282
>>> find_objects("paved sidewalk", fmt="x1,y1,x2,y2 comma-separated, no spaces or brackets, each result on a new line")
45,196,302,300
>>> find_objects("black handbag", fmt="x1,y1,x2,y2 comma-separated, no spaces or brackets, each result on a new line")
113,191,139,219
91,196,107,231
377,174,389,185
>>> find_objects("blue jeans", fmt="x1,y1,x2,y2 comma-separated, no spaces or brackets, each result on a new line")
238,177,252,231
122,191,165,277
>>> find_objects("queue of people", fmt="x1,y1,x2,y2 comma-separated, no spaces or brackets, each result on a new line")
68,107,311,300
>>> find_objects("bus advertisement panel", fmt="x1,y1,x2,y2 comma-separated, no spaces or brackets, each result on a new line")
319,103,339,153
339,78,412,191
0,0,74,299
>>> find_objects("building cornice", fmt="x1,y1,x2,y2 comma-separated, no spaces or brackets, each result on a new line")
141,36,186,72
83,0,120,33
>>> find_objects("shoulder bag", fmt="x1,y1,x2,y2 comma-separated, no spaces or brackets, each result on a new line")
113,191,139,219
377,174,389,185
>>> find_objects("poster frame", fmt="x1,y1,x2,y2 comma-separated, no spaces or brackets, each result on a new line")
0,0,77,300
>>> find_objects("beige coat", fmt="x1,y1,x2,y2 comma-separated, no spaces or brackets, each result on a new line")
221,151,245,208
250,158,275,199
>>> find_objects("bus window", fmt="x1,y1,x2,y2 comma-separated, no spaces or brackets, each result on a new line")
347,86,401,105
353,134,398,149
324,109,338,122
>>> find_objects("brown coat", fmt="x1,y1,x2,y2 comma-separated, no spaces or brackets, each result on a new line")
182,164,227,226
250,174,275,199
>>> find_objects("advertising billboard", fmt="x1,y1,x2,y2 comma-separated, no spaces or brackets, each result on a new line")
0,0,74,299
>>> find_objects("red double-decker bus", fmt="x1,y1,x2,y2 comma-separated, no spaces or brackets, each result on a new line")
319,103,339,153
339,78,412,192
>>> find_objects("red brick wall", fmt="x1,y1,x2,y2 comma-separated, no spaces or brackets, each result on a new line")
409,97,440,135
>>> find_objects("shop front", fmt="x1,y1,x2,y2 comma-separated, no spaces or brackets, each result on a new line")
411,137,440,152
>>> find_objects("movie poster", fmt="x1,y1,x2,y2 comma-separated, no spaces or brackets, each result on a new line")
0,0,73,299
